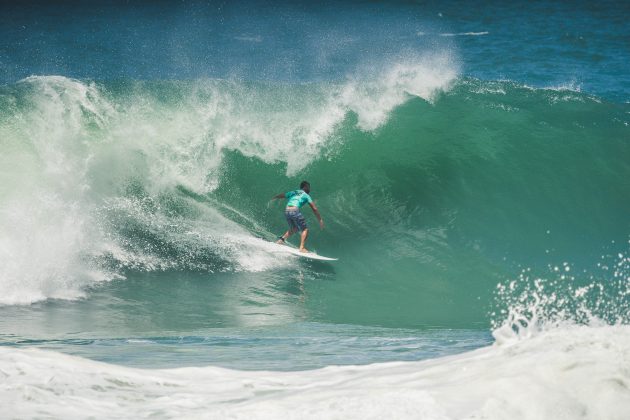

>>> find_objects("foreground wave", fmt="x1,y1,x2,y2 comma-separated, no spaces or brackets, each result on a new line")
3,325,629,419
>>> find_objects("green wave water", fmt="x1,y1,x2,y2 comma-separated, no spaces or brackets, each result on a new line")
0,73,628,330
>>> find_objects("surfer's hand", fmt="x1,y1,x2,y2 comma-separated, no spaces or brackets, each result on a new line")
319,220,325,229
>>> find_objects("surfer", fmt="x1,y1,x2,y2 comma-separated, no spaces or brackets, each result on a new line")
272,181,324,253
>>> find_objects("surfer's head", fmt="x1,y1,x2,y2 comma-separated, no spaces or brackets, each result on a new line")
300,181,310,193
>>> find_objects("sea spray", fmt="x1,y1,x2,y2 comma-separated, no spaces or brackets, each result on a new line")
491,246,630,345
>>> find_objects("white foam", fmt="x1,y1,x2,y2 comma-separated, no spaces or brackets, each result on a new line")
0,77,118,304
235,35,263,43
440,31,489,37
2,325,629,419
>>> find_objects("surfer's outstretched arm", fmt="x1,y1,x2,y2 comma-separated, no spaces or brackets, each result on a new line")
309,202,324,229
271,193,285,200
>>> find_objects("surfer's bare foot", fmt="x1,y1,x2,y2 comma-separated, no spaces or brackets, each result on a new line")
299,247,309,253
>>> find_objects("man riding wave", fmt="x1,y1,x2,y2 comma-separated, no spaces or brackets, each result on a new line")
272,181,324,253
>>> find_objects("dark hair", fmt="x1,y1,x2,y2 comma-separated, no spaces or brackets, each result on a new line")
300,180,310,190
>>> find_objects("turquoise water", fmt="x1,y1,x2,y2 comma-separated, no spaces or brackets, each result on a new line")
0,1,629,418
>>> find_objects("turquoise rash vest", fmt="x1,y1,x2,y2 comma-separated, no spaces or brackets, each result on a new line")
285,189,313,209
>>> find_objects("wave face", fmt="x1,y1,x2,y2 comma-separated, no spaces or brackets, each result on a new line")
0,67,629,328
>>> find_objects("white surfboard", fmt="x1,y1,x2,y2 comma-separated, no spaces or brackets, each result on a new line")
273,243,338,261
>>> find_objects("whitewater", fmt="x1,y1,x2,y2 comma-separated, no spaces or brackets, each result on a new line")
3,325,629,419
1,1,629,419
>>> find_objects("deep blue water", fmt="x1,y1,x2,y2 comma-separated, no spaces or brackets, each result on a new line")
1,1,629,101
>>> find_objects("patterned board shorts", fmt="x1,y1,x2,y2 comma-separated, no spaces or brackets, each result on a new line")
285,209,308,232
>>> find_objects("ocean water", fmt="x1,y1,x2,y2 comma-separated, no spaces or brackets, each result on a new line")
1,1,629,418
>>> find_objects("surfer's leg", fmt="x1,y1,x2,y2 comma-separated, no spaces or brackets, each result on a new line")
299,228,309,252
278,211,300,244
277,228,297,244
276,231,288,244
